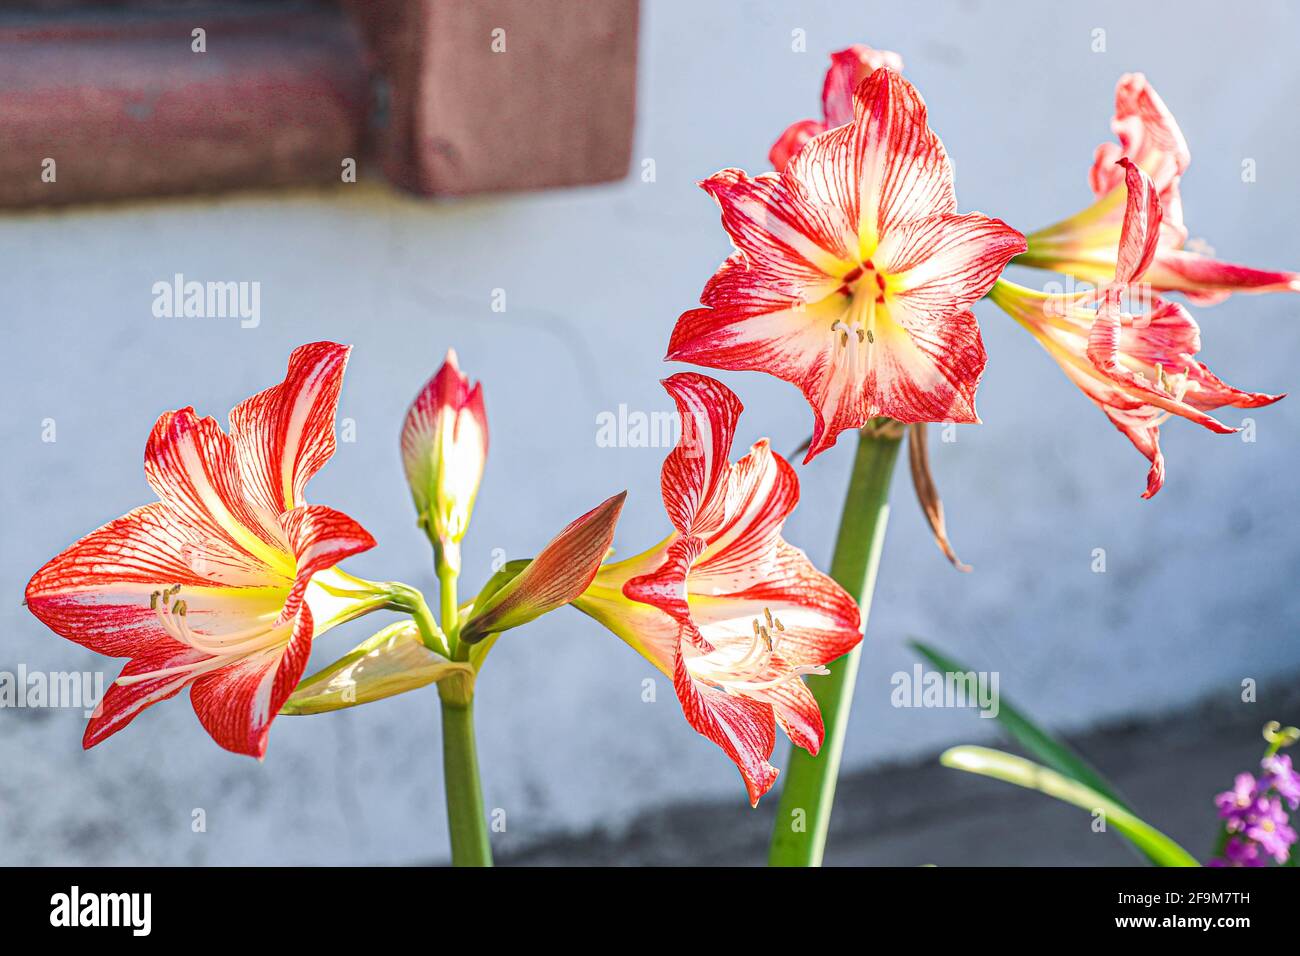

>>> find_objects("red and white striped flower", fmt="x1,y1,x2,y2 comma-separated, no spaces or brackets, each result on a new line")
991,162,1283,497
574,374,862,805
25,342,377,757
769,43,904,171
1022,73,1300,303
669,68,1026,461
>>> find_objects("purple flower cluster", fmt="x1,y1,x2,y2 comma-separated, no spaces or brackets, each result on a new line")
1210,754,1300,867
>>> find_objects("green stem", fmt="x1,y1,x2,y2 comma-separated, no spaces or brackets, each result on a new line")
768,423,902,867
385,584,450,658
439,692,493,866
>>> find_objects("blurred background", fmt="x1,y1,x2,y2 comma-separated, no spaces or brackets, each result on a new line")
1,0,1297,866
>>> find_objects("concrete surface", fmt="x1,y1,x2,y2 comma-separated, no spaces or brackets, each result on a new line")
501,682,1300,866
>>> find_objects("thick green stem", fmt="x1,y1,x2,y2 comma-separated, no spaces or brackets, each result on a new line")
768,424,902,867
439,693,493,867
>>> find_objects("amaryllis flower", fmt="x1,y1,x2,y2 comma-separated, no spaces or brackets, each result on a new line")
401,349,488,572
769,43,904,171
1021,73,1300,303
25,342,376,757
669,68,1026,461
573,373,862,805
990,160,1282,497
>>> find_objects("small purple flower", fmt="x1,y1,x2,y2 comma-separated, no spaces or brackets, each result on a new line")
1211,837,1267,868
1243,796,1298,864
1215,773,1260,830
1263,753,1300,811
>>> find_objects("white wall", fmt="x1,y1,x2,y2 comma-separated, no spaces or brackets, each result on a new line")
2,0,1298,864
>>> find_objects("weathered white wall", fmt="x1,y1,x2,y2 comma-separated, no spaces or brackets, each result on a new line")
2,0,1298,864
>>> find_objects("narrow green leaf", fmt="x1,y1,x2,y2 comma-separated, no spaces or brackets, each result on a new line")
941,746,1200,867
910,639,1128,808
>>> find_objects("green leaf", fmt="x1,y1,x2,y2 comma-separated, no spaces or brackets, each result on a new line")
941,746,1200,867
910,639,1128,808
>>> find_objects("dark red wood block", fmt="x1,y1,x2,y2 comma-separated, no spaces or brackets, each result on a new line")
0,8,368,207
348,0,639,196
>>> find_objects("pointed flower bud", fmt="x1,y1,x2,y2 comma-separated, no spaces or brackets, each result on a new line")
280,621,473,715
459,491,626,645
401,350,488,571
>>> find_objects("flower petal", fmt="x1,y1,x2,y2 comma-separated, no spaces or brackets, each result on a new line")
821,44,904,128
1113,157,1163,286
769,118,825,172
691,440,799,592
25,502,269,658
852,68,957,250
145,407,289,573
1089,73,1189,203
689,542,861,669
1087,306,1241,435
277,504,376,623
700,166,857,295
624,534,705,625
229,341,350,514
660,373,744,538
1146,249,1300,301
673,648,778,807
761,675,824,756
83,640,212,749
189,606,313,758
876,212,1026,316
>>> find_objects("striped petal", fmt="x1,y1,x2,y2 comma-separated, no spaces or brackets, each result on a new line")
660,373,744,538
1112,158,1163,286
769,118,826,172
189,606,313,758
277,504,376,623
1089,74,1189,207
689,542,861,669
673,648,779,807
83,640,213,750
876,212,1027,318
700,167,857,296
145,408,290,574
853,68,956,251
762,673,824,756
229,341,350,515
691,440,799,593
821,44,905,129
1145,250,1300,302
26,502,274,658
